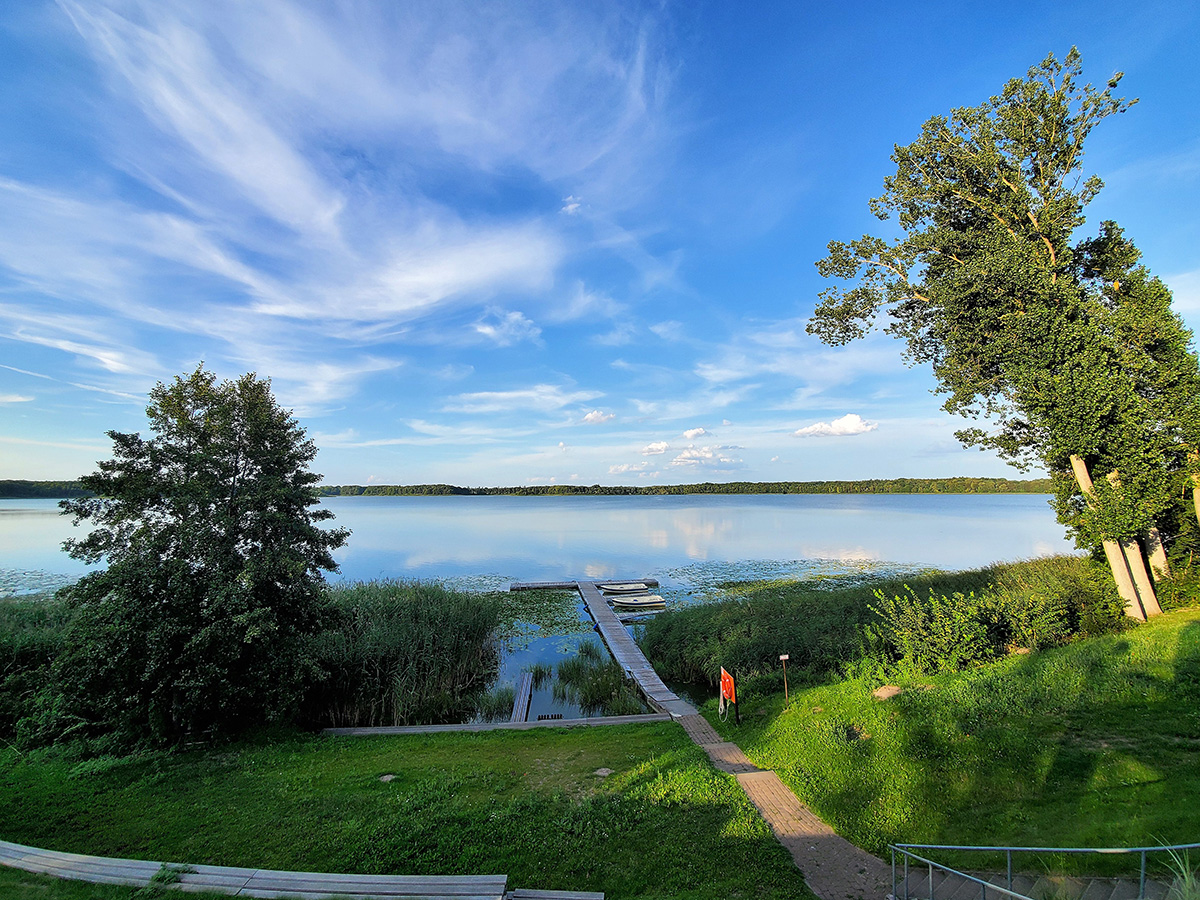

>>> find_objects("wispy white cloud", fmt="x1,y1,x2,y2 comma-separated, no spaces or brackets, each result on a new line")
60,0,345,237
0,394,34,404
649,320,684,341
794,413,878,437
682,426,708,439
583,409,615,424
642,441,669,455
473,309,542,347
443,384,601,414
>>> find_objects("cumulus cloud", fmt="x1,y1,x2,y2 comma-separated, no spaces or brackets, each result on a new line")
682,427,708,439
609,461,650,474
793,413,878,437
583,409,614,424
473,309,542,346
0,394,34,403
642,441,669,455
669,444,742,468
561,195,582,215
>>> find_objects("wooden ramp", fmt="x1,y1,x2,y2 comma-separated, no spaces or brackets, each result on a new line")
510,672,533,723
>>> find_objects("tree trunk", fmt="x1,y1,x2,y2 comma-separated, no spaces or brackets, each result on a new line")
1070,456,1146,621
1144,524,1171,582
1103,471,1162,615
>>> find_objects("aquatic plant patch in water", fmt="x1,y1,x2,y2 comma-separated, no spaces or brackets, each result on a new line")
552,639,648,717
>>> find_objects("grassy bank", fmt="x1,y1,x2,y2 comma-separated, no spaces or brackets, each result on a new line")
0,724,809,900
704,605,1200,869
640,555,1123,692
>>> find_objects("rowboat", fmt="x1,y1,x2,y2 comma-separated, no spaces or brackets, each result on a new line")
599,582,648,593
611,594,665,609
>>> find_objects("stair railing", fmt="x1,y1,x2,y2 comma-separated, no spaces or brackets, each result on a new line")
890,841,1200,900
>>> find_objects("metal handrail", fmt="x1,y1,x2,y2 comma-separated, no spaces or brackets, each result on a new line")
890,841,1200,900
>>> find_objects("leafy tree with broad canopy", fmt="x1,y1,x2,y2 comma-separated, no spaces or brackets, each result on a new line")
55,366,349,746
808,49,1200,615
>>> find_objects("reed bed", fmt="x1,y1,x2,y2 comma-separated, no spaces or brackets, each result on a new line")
307,580,502,728
552,639,646,717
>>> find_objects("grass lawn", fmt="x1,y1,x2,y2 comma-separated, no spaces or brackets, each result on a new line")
0,723,810,900
707,606,1200,874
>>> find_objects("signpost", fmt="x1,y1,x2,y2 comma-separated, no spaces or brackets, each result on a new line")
779,654,790,701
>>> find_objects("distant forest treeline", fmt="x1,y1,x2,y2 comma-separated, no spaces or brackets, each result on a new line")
317,477,1053,497
0,480,91,499
1,477,1053,499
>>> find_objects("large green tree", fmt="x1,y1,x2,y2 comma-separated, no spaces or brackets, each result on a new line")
55,366,348,746
808,49,1200,616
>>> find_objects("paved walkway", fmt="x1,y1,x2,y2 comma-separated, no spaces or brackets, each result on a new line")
678,711,891,900
513,576,892,900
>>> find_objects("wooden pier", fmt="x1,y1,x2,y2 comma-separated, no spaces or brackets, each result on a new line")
510,672,533,723
511,579,695,719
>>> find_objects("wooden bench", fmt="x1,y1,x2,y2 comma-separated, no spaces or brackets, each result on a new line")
1,839,510,898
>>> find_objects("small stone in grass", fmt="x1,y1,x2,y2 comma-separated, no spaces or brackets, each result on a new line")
379,774,396,783
593,768,614,777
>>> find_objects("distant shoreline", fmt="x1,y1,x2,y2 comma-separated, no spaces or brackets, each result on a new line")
315,477,1053,497
1,476,1053,500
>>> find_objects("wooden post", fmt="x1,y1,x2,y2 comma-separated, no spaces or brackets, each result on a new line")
1070,456,1146,621
1104,472,1162,616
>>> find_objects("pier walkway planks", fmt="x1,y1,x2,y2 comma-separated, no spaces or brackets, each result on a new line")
574,581,697,719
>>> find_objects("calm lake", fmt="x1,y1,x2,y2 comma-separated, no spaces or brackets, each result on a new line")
0,493,1077,720
1,493,1074,595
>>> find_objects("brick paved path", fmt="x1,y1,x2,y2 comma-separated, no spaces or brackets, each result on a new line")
678,715,891,900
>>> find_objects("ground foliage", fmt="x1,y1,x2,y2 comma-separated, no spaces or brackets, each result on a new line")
43,367,348,748
640,556,1124,691
809,49,1200,559
0,725,810,900
711,606,1200,864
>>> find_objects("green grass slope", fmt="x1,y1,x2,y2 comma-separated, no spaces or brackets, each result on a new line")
0,724,810,900
709,606,1200,868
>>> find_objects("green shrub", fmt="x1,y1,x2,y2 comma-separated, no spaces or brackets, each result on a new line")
867,557,1125,675
869,587,992,674
306,581,501,727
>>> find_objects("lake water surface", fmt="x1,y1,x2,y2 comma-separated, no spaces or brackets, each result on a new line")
0,492,1078,720
1,493,1074,595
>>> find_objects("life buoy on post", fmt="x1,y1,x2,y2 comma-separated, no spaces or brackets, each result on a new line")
719,667,738,724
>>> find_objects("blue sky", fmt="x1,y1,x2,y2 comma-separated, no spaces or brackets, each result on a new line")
2,1,1199,486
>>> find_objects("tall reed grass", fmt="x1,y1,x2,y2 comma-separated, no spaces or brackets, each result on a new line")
552,639,646,717
0,595,71,736
307,581,502,727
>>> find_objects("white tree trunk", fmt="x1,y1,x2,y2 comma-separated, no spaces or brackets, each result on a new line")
1144,524,1171,582
1070,456,1146,621
1104,471,1162,615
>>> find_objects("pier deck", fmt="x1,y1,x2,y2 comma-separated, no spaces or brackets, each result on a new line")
510,579,695,719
